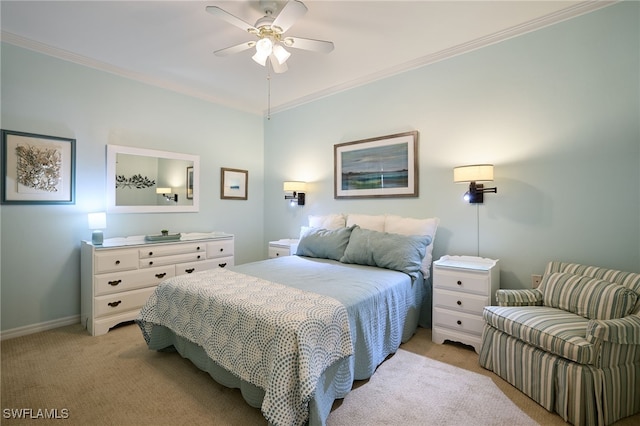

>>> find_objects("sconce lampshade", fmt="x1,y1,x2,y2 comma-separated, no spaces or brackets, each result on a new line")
283,181,307,192
156,187,172,194
453,164,494,183
88,212,107,245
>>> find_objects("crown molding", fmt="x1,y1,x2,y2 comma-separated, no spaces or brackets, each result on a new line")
269,0,617,115
1,1,616,117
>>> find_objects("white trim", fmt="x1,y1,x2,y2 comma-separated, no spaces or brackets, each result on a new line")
0,315,80,341
0,1,617,117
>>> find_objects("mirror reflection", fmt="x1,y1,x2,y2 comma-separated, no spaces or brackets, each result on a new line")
106,145,199,213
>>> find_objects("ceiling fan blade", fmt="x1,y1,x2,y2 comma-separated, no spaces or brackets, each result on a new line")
284,37,334,53
272,0,307,33
214,41,256,57
269,56,288,74
206,6,258,33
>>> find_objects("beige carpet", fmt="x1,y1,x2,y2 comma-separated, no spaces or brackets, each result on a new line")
1,323,639,425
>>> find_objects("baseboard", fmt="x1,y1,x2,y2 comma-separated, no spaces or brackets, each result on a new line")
0,315,80,341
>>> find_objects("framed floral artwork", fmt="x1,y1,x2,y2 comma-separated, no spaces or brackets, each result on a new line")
1,129,76,204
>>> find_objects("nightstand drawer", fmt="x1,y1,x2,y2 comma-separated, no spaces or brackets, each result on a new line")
433,288,489,314
433,307,484,336
95,266,175,296
269,246,291,258
433,268,490,296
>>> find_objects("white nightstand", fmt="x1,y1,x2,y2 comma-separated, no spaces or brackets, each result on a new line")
432,255,500,353
268,239,299,258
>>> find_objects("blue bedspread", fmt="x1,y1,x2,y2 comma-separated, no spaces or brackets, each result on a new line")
138,255,425,426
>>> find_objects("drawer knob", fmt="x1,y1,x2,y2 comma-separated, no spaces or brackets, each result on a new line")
219,248,224,252
148,261,154,266
456,300,462,306
108,301,122,308
457,320,462,325
276,253,280,256
197,255,201,259
219,263,227,268
115,260,120,265
185,268,195,274
457,280,462,286
197,246,201,250
108,280,122,286
155,273,166,279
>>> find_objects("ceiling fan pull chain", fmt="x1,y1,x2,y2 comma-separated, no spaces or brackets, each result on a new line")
267,65,272,120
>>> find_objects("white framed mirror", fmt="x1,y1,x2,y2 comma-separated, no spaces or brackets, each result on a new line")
106,145,200,213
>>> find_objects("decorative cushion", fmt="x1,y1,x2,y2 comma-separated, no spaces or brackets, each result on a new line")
384,215,439,277
340,226,432,280
296,226,355,261
541,272,638,320
345,214,385,232
308,214,346,230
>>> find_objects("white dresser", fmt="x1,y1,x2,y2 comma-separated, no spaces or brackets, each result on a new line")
81,233,234,336
432,255,499,353
268,239,299,258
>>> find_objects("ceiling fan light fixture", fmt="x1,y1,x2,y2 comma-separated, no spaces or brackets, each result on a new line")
252,38,273,66
272,44,291,65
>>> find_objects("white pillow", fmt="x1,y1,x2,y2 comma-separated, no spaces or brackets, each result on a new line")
384,215,439,278
346,214,385,232
308,214,346,230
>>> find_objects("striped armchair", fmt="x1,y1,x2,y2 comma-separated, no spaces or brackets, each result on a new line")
479,261,640,426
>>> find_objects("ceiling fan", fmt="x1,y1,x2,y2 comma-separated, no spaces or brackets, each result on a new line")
206,0,334,73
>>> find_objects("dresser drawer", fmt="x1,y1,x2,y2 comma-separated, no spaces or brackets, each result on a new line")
94,287,156,318
95,265,175,296
138,242,207,259
94,249,139,273
433,307,484,336
433,268,490,296
139,252,206,268
433,288,489,314
207,239,234,259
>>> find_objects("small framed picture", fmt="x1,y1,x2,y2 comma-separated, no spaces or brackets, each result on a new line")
1,129,76,204
220,167,248,200
334,131,418,199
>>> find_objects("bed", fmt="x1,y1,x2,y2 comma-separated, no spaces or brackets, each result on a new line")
137,214,438,426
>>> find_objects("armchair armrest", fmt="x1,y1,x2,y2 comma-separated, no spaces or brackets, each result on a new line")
587,314,640,345
495,288,543,307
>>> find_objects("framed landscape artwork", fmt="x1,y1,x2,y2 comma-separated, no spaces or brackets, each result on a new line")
334,131,418,199
1,129,76,204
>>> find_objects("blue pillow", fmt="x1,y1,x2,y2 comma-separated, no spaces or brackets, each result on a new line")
296,226,355,261
340,226,432,279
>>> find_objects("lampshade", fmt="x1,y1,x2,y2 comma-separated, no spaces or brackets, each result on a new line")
88,212,107,230
453,164,494,183
272,44,291,65
156,187,172,194
283,181,307,192
252,38,273,66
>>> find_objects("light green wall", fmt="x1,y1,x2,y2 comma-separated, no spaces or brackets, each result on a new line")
264,2,640,288
0,44,264,331
1,2,638,333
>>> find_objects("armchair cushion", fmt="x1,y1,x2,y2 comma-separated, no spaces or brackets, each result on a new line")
587,314,640,345
483,305,595,364
542,272,638,320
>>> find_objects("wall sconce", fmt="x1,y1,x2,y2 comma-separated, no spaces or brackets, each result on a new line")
156,187,178,203
453,164,497,204
88,212,107,245
283,181,306,206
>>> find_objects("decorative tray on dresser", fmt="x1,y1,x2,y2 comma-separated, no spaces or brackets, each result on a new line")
80,232,234,336
432,255,500,353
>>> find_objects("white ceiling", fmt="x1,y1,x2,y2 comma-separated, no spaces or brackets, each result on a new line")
1,1,612,116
